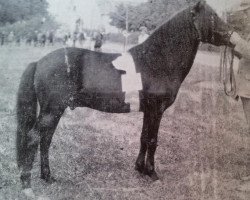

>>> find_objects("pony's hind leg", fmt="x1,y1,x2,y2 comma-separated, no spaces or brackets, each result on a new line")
40,110,64,183
20,116,42,189
20,108,64,188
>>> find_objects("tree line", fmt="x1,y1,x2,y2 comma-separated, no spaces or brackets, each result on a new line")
109,0,198,32
0,0,48,26
108,0,247,36
0,0,58,39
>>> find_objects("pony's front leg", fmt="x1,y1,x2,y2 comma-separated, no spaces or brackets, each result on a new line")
144,106,163,181
135,114,149,173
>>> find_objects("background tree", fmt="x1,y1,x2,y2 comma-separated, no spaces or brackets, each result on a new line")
227,7,250,38
109,0,198,32
0,0,58,38
0,0,49,26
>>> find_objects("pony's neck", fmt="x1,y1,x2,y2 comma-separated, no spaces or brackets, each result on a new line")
129,8,200,75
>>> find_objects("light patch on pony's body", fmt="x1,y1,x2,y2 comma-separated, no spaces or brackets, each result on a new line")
36,100,40,118
112,53,142,112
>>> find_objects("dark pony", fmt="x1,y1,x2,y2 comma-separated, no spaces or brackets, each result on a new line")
16,1,233,189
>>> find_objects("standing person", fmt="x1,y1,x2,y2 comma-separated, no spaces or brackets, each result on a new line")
8,31,15,46
230,32,250,192
16,35,21,46
229,1,250,192
33,31,38,47
48,31,54,46
94,31,103,52
78,32,85,48
67,33,72,46
230,34,250,131
0,31,5,46
230,2,250,132
40,32,46,47
138,26,149,44
63,34,68,45
72,31,78,47
26,34,32,46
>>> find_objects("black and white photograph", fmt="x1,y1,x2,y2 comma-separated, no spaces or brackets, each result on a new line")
0,0,249,199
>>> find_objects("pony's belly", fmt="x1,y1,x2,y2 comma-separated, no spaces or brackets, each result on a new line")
70,89,143,113
71,90,130,113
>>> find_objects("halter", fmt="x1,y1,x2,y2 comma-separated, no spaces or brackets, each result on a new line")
192,13,215,43
193,12,235,46
191,10,236,97
192,17,202,42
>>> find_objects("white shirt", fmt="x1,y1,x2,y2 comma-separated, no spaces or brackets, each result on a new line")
138,33,149,44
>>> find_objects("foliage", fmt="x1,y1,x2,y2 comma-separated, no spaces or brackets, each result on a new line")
105,32,140,44
109,0,198,31
0,0,58,38
227,8,250,38
0,16,59,38
0,0,49,26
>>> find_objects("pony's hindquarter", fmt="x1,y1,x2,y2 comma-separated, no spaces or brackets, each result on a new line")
16,62,37,169
16,60,66,189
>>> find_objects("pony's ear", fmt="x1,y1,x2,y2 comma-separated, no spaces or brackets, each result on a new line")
191,0,206,15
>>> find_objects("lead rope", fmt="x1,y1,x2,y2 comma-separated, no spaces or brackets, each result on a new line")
221,43,237,98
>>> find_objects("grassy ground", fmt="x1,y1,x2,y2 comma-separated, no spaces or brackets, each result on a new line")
0,44,249,200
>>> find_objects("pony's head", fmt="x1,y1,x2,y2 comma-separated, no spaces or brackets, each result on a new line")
191,1,233,47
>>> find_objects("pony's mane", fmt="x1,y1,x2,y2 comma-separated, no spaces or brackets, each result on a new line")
129,5,194,54
150,5,192,37
129,3,200,74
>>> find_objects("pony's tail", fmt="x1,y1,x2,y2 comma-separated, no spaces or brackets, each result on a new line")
16,62,37,169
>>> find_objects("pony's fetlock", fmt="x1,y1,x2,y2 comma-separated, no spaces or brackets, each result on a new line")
20,172,31,189
135,159,145,173
41,174,56,184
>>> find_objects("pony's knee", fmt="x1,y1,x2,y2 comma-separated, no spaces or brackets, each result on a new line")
140,133,148,142
160,93,177,112
148,138,157,147
39,114,57,129
168,94,177,107
27,129,40,147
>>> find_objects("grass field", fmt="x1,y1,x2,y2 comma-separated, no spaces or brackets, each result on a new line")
0,44,249,200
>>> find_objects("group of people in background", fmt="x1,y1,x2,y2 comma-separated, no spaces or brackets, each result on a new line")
0,30,55,47
0,31,18,46
63,31,88,48
0,27,150,52
0,29,105,51
26,31,54,47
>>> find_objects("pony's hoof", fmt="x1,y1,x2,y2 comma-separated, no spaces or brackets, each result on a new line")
22,188,36,199
135,163,145,173
144,170,159,181
37,196,51,200
149,171,159,181
41,175,56,184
